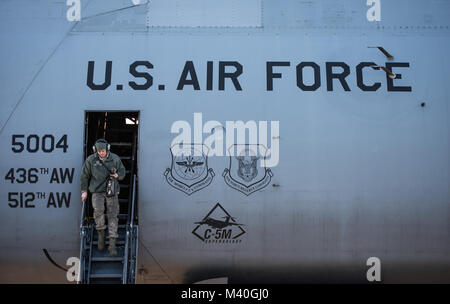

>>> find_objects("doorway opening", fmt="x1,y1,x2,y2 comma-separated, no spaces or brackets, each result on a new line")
83,111,139,226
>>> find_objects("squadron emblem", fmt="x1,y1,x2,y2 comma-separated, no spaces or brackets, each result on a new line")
164,143,214,195
222,144,273,196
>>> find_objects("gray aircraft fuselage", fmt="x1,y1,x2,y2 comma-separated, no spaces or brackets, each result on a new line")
1,0,450,283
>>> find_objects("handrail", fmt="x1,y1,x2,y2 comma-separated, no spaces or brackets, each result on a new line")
78,199,87,284
122,229,130,284
132,225,139,284
130,174,137,229
123,132,137,283
126,147,136,226
80,200,86,232
124,174,137,284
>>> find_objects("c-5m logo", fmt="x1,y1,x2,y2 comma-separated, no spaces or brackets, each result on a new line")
164,144,215,195
192,203,246,243
223,144,273,195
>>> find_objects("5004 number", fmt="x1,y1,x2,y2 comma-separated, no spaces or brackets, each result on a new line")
11,134,68,153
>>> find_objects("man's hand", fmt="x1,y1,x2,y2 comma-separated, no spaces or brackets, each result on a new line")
110,173,119,179
81,192,88,202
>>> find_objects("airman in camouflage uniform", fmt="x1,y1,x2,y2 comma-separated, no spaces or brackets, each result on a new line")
80,139,126,256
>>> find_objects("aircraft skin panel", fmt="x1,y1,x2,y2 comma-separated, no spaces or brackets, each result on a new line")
0,0,450,283
263,0,450,29
0,1,78,131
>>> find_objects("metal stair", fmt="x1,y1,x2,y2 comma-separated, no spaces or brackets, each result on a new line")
79,112,139,284
89,226,127,284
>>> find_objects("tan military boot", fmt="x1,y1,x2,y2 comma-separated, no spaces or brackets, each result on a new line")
108,237,117,256
97,230,105,251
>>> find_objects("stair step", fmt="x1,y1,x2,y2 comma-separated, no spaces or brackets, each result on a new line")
89,278,123,284
91,256,124,262
93,225,127,230
92,246,125,257
93,230,126,236
92,242,125,254
120,156,132,160
110,142,132,146
93,234,126,241
92,237,126,241
90,273,122,279
89,260,123,279
93,240,125,245
109,128,135,133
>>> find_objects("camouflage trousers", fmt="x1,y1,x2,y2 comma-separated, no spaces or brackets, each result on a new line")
91,192,119,239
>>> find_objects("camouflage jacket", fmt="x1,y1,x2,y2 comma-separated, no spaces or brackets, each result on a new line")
80,152,126,194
